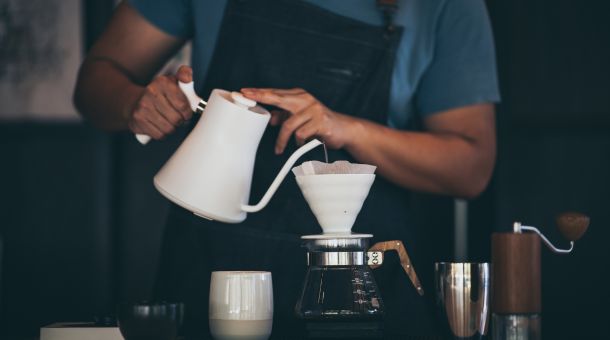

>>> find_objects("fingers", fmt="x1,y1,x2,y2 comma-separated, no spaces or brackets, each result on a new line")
128,111,165,140
239,88,343,153
132,91,175,136
241,87,316,152
151,95,181,133
241,88,314,113
247,88,307,95
128,71,194,140
171,66,195,120
176,65,193,83
294,120,320,146
163,75,193,121
270,109,290,126
275,111,313,154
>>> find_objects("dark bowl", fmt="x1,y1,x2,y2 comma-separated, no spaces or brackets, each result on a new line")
117,301,184,340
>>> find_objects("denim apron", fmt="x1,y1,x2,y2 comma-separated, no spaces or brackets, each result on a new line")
156,0,441,338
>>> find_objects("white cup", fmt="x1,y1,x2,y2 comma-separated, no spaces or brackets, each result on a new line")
209,271,273,340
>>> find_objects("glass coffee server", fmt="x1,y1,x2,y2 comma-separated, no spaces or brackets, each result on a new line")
296,234,424,339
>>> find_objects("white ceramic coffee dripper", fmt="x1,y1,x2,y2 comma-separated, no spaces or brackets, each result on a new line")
141,81,323,223
292,162,376,234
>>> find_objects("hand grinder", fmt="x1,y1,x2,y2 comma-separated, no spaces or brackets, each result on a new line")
491,212,589,340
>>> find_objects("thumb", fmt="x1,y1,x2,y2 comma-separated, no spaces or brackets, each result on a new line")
176,65,193,83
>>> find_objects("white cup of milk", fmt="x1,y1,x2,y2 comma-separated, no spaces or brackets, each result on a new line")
209,271,273,340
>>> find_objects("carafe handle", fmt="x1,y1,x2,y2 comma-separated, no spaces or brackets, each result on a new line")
368,240,425,296
241,139,323,213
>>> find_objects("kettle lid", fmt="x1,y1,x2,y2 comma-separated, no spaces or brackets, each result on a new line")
230,91,257,108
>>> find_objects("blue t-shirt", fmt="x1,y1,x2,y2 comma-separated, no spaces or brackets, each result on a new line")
129,0,500,129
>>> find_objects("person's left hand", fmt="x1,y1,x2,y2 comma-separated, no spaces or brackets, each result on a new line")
240,88,358,154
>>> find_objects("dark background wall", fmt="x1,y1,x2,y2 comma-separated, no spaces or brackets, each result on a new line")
1,0,608,338
482,0,610,338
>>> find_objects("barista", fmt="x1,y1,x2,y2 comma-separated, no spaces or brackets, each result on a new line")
74,0,500,338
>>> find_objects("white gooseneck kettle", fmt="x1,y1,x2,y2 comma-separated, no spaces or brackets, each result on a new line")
136,81,323,223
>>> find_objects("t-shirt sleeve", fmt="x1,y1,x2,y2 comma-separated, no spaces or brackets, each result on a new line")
416,0,501,116
128,0,193,38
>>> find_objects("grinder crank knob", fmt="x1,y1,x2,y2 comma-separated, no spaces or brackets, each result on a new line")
556,211,590,241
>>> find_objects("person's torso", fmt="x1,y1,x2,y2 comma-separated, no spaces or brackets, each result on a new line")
156,1,453,336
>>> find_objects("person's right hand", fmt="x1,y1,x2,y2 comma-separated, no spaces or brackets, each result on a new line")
127,65,194,140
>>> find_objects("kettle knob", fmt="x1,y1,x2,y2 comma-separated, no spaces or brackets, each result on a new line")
231,91,257,108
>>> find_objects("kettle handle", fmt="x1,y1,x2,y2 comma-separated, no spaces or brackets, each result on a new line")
368,240,425,296
134,81,204,145
241,139,323,213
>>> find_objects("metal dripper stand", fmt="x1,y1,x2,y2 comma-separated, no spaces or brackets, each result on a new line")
292,161,423,339
491,212,589,340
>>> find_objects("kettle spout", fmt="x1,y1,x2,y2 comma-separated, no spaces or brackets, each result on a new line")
241,139,323,213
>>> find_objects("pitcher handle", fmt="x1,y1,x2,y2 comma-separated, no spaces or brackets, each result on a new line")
135,81,204,145
241,139,323,213
369,240,425,296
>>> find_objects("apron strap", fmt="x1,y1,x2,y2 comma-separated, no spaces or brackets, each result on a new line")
376,0,399,34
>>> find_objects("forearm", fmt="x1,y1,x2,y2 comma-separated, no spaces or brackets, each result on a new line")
74,58,145,131
345,118,495,198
